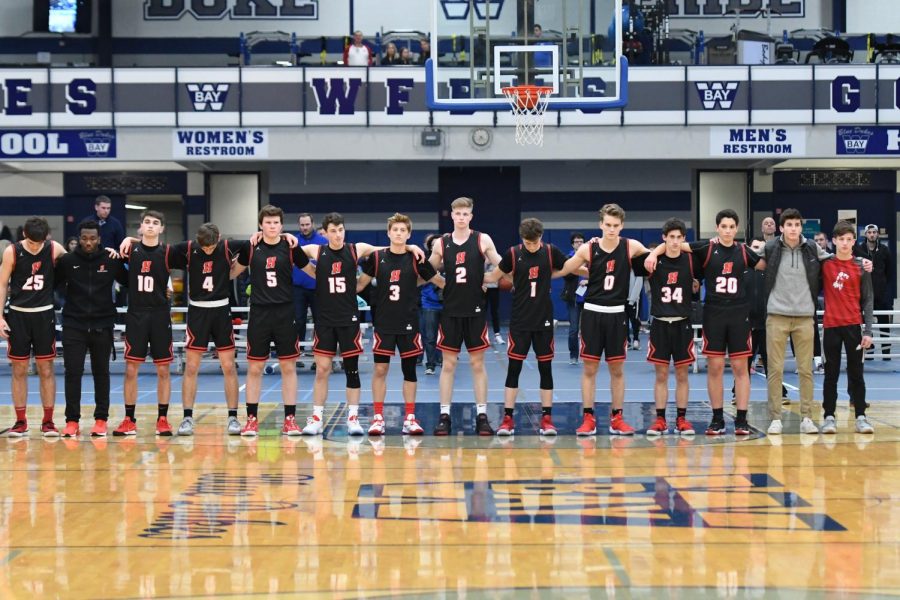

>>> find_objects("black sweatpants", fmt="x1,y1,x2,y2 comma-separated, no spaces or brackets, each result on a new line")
63,327,113,422
822,325,866,417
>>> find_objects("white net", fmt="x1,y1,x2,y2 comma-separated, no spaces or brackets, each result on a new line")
502,86,553,147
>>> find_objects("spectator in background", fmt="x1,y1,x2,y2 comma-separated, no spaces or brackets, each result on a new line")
65,237,78,253
0,220,12,242
533,23,544,38
399,47,413,65
419,233,443,375
382,42,400,65
484,261,504,345
626,271,644,350
814,231,833,253
761,216,777,242
417,38,431,65
561,232,585,364
293,213,327,357
80,195,125,251
344,30,374,66
854,223,894,359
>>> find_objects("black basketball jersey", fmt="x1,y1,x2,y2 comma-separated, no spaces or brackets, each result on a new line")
9,241,55,308
362,249,438,334
499,243,568,331
126,242,171,309
696,241,759,306
441,231,486,317
648,253,694,319
171,239,247,302
238,239,309,306
315,244,360,327
585,238,632,306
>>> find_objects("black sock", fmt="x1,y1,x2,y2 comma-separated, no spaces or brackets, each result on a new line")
656,408,666,418
713,408,724,421
583,407,594,416
611,408,622,417
542,406,552,416
504,407,514,417
736,409,748,423
125,405,136,421
285,405,296,417
183,408,193,419
677,407,687,418
158,404,168,418
247,403,258,418
228,409,238,418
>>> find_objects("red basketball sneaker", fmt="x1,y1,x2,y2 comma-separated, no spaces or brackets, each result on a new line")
496,414,515,436
6,420,28,438
61,421,80,438
41,421,60,437
538,414,557,436
282,415,301,436
608,412,635,436
90,420,108,437
113,417,137,436
576,413,597,436
155,416,173,436
646,416,668,437
675,416,696,436
240,416,259,437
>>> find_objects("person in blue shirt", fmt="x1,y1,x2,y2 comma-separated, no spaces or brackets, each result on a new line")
561,232,586,364
419,233,443,375
80,195,125,251
292,213,327,351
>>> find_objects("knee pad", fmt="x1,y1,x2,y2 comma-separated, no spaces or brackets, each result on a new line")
344,356,361,389
538,360,554,390
505,358,524,389
401,357,417,382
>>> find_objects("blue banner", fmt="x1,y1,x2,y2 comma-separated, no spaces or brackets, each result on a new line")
836,126,900,155
0,129,116,159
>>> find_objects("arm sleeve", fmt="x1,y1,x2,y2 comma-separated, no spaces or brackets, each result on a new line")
551,245,568,270
418,259,438,281
168,241,190,270
744,245,761,268
236,243,251,267
361,255,376,277
498,250,513,274
860,262,875,336
630,255,650,277
291,246,310,268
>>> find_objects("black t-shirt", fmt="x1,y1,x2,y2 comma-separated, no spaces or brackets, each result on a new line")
314,244,361,327
170,239,250,302
634,252,694,318
498,243,567,331
124,242,171,310
237,239,309,306
691,240,760,306
362,249,437,334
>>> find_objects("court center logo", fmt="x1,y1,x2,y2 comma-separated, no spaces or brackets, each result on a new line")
186,83,230,111
695,81,740,109
354,473,846,531
440,0,504,20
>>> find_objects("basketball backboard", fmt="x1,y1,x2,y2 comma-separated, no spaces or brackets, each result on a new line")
426,0,627,112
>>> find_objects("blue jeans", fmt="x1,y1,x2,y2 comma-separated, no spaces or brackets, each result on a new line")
292,286,316,343
567,301,582,359
420,309,442,368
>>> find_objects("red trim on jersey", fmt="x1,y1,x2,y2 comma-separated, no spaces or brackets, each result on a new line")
547,243,554,271
674,337,697,366
411,254,421,279
399,334,424,358
372,332,393,356
469,322,490,353
580,337,601,362
164,244,171,273
476,232,485,259
624,237,632,261
507,332,527,360
349,243,358,263
340,328,364,358
700,332,725,356
536,337,555,361
312,331,337,357
687,252,694,277
703,241,715,269
224,239,232,263
373,250,379,279
740,242,748,268
509,246,517,276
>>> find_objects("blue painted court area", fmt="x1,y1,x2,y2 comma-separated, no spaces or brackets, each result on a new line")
1,331,897,423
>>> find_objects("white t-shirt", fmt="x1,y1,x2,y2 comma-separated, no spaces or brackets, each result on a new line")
346,44,370,66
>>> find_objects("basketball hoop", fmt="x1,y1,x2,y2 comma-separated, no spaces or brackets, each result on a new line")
501,85,553,147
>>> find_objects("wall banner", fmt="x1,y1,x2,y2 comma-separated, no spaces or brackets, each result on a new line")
172,129,268,159
0,129,116,159
710,127,806,157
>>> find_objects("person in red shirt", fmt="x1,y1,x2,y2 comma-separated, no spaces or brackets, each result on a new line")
820,220,875,434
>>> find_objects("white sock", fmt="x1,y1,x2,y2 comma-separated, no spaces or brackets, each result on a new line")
348,405,359,418
440,404,451,416
476,403,487,415
313,405,324,419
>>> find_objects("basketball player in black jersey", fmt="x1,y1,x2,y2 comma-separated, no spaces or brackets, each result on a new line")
114,210,176,437
0,217,67,437
357,213,443,436
164,224,249,436
297,212,424,436
558,204,652,436
632,218,697,436
484,218,568,436
645,209,762,436
231,205,312,436
428,197,504,436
